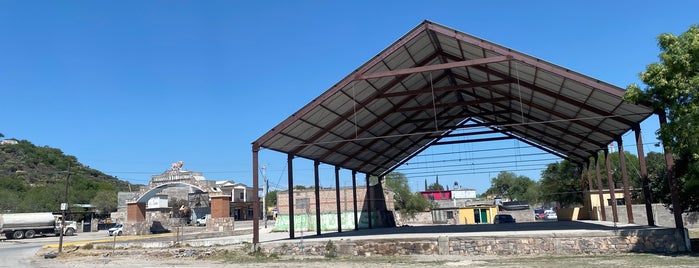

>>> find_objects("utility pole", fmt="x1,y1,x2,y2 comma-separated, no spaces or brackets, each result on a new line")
261,165,268,228
58,163,71,253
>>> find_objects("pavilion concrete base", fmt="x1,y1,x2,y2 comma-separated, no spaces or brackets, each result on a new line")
259,221,690,256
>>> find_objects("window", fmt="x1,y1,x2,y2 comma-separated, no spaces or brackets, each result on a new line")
607,198,625,206
446,211,454,219
239,192,244,201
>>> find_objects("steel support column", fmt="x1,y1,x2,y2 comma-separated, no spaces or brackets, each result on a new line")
635,126,655,226
595,153,607,221
352,170,358,231
605,149,619,223
587,159,594,191
335,166,342,233
287,154,295,239
595,154,607,221
617,138,634,224
658,111,684,230
587,160,594,218
366,173,372,229
252,145,260,245
314,160,321,236
579,163,586,196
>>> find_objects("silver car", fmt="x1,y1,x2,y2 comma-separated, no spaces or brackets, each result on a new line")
108,223,123,236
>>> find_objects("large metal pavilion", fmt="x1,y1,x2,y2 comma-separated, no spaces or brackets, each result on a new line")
251,21,667,244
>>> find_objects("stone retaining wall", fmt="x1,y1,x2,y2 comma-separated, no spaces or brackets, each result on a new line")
260,228,688,256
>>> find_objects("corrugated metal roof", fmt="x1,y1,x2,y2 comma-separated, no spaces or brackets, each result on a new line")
253,20,653,176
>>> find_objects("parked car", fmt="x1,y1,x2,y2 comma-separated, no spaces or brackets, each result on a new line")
544,211,558,220
196,216,207,226
534,209,545,220
108,224,123,236
494,214,516,224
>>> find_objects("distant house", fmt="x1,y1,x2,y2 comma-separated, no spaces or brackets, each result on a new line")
420,189,477,201
420,190,451,201
215,180,259,220
451,188,477,199
0,139,18,145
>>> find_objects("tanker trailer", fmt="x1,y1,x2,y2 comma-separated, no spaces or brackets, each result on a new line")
0,212,77,239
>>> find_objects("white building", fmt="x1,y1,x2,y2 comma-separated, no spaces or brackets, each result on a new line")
452,189,477,199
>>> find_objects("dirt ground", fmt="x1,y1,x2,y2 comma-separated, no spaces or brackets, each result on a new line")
31,244,699,268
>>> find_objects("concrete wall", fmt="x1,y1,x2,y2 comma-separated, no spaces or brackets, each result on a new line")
260,228,689,256
278,186,373,215
272,211,395,231
600,203,699,228
394,211,432,225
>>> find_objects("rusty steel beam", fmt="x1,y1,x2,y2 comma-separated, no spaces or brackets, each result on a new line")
287,154,295,239
314,160,321,236
617,137,634,224
252,145,260,245
352,170,359,231
356,55,511,80
426,22,628,99
379,80,511,98
395,97,509,113
335,166,342,233
595,153,607,221
254,21,429,148
605,149,619,223
635,126,654,226
432,136,513,145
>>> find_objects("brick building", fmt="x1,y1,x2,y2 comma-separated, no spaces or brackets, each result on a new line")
274,183,396,231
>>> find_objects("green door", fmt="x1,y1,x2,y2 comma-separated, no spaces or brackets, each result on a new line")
480,209,489,223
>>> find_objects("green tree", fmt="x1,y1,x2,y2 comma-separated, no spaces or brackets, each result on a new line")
646,151,669,204
539,160,582,207
625,24,699,212
427,176,444,191
384,172,430,216
403,192,431,215
265,190,278,206
91,190,118,215
484,171,537,201
0,188,21,212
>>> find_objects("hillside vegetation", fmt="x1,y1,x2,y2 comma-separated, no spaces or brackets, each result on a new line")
0,139,133,215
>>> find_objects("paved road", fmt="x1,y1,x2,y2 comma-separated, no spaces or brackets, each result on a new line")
0,220,260,268
0,231,110,268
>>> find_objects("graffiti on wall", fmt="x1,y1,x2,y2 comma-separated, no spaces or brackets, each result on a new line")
272,212,377,232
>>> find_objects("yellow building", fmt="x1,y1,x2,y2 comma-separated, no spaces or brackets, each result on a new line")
582,189,628,220
458,205,498,224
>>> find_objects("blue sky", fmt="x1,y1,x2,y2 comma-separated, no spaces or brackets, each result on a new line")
1,1,697,194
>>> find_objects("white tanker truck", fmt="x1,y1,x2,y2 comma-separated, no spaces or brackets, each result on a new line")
0,212,77,239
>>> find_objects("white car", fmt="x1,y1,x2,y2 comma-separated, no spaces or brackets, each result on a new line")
544,211,558,220
196,216,207,226
108,224,123,236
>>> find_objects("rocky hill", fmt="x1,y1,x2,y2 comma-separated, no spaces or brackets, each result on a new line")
0,138,134,214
